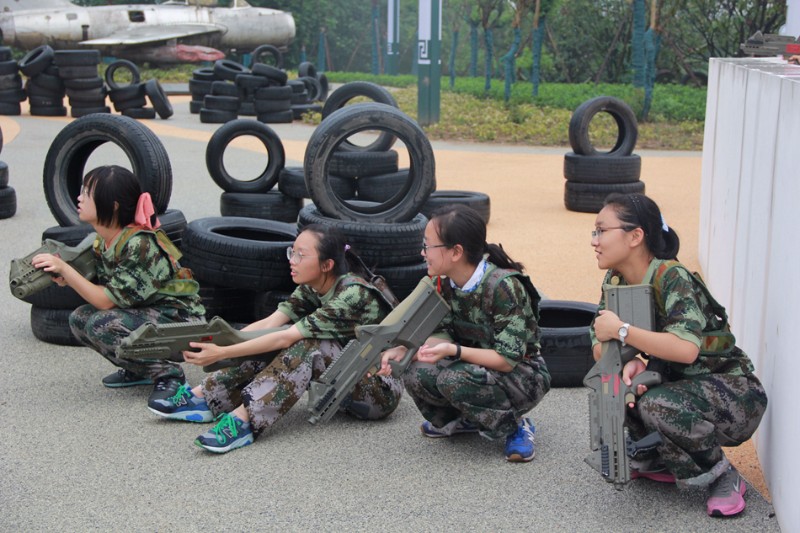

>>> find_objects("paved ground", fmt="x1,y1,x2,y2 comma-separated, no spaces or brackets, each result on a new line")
0,99,779,531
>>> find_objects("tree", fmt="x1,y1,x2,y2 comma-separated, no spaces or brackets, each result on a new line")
478,0,506,90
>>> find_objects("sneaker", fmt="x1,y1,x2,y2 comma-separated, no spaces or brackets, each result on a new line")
631,468,676,483
102,369,153,388
194,413,254,454
148,383,213,423
147,374,186,408
420,419,479,438
504,418,535,462
707,466,747,517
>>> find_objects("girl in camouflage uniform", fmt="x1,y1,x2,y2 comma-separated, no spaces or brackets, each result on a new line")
379,205,551,462
150,224,403,453
589,193,767,517
32,165,205,407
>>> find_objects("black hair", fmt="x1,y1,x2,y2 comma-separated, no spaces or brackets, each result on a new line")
429,204,525,272
82,165,144,228
603,192,680,260
299,223,369,281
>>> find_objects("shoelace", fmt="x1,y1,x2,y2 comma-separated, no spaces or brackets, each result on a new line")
168,383,192,405
211,413,239,444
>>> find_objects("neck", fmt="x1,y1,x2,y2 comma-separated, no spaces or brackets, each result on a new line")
448,261,481,288
616,251,655,285
310,273,336,295
96,224,124,248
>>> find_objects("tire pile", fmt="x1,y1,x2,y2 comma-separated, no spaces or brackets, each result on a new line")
0,46,28,115
22,114,183,345
0,126,15,219
563,96,644,213
189,58,328,125
106,59,173,120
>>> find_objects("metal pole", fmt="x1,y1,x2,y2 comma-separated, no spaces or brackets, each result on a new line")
386,0,400,75
417,0,441,126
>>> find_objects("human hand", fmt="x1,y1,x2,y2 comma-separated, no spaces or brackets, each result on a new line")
789,55,800,65
182,342,225,366
375,346,407,376
593,309,623,342
31,253,68,278
622,358,648,407
416,342,455,364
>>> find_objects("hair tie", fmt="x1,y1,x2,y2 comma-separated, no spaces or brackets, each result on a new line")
134,192,160,230
660,214,669,233
344,244,351,252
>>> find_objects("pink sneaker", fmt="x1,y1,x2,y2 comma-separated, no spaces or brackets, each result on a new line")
631,469,676,483
707,467,747,517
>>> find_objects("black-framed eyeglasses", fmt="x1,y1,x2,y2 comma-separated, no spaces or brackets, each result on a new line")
591,226,636,239
421,243,450,253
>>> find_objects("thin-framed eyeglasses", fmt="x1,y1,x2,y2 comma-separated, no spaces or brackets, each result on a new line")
421,243,450,254
591,226,636,239
286,246,316,263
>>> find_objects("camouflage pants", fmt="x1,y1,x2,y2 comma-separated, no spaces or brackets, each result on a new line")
69,303,191,379
201,338,404,437
627,372,767,487
404,357,550,439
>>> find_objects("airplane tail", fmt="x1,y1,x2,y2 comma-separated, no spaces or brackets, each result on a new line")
0,0,75,11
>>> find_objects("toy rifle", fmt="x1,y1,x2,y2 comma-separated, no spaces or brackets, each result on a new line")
9,233,97,300
583,284,664,490
116,316,288,372
307,277,450,424
740,31,800,58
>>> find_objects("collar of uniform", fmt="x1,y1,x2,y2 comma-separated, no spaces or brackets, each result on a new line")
450,258,488,293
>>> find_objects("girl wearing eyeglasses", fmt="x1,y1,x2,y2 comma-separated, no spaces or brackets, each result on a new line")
150,224,403,453
589,192,766,517
380,204,550,463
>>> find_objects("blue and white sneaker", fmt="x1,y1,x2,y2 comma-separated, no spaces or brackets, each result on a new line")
148,383,213,423
194,413,254,454
420,419,479,438
504,418,535,462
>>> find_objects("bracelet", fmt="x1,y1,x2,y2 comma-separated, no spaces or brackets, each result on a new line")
454,343,461,360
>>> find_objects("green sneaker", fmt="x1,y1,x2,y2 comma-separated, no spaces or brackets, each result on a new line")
194,413,254,454
101,369,153,388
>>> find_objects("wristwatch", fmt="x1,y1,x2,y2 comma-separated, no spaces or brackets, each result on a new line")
618,323,630,346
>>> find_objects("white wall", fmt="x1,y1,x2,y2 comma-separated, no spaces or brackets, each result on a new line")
700,57,800,533
785,0,800,36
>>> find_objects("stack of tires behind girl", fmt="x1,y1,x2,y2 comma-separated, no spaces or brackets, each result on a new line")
0,126,16,219
0,46,26,115
18,45,67,117
563,96,644,213
106,60,173,120
54,50,110,118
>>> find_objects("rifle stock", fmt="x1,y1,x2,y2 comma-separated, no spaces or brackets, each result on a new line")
9,233,97,299
116,316,288,372
583,284,663,490
307,277,450,425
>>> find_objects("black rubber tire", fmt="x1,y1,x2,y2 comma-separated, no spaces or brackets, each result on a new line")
235,73,270,91
239,101,256,116
213,59,250,82
0,160,7,187
253,290,291,320
19,45,54,77
355,170,410,203
298,75,321,101
329,150,399,179
22,284,87,310
109,83,144,103
568,96,638,157
28,72,63,93
62,76,104,91
290,91,310,105
198,283,258,324
30,106,68,117
256,109,293,124
538,300,599,387
180,217,297,291
251,63,287,85
278,166,355,200
104,59,141,90
203,94,240,112
200,108,238,124
144,79,173,119
189,79,213,98
211,81,239,97
65,86,106,103
320,82,398,153
112,94,148,112
0,87,26,102
317,74,329,102
254,97,291,113
563,153,641,184
249,44,284,69
0,60,18,76
219,191,302,223
205,119,285,193
297,61,317,79
564,180,645,213
374,260,429,301
41,223,94,245
305,103,435,223
28,93,64,107
189,100,203,114
0,47,12,62
42,113,172,226
0,102,21,115
291,103,322,119
54,50,100,67
255,85,292,100
30,306,82,346
192,67,218,81
0,185,16,219
70,105,111,118
122,107,157,120
420,190,492,225
297,203,427,266
57,66,98,80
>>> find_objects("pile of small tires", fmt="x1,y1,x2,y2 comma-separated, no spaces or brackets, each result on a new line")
0,46,27,115
23,114,184,345
106,59,173,120
563,96,644,213
0,126,15,219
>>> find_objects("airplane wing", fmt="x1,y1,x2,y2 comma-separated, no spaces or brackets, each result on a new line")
80,24,222,46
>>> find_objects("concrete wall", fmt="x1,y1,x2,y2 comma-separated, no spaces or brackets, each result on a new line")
700,57,800,532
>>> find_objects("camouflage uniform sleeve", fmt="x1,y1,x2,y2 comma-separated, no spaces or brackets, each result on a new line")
658,266,706,348
276,285,319,323
294,284,387,342
490,276,535,367
103,234,174,308
589,270,612,348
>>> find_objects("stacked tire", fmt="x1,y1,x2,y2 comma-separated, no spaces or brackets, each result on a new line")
54,50,110,118
0,126,15,219
0,47,26,115
563,96,644,213
289,61,327,120
19,45,67,117
26,114,182,345
106,60,171,120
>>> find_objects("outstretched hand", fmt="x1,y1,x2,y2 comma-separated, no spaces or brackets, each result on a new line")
183,341,225,367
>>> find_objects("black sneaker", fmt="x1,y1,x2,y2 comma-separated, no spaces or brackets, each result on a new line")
148,374,186,408
102,369,153,388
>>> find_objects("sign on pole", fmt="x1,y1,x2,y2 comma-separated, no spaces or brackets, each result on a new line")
386,0,399,75
417,0,441,126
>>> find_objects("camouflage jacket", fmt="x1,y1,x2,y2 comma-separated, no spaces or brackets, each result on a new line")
432,263,540,369
277,274,391,345
94,228,204,317
590,259,756,378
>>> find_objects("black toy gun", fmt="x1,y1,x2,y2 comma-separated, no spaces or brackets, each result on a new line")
583,284,664,490
116,316,288,372
740,31,800,58
9,233,97,299
307,277,450,424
